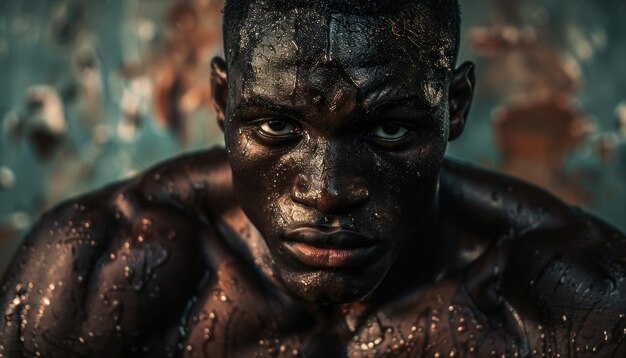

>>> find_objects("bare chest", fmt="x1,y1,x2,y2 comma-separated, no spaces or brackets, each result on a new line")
173,272,530,358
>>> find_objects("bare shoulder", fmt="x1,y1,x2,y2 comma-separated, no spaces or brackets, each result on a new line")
442,158,626,355
440,158,580,238
0,148,232,357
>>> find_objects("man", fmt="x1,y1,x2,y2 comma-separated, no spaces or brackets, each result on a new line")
2,0,625,357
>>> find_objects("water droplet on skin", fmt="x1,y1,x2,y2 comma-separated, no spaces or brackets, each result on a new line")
215,290,228,302
124,266,134,282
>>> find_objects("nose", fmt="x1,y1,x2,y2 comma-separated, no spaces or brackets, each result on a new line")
290,149,369,215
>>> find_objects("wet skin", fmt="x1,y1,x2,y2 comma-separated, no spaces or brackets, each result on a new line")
220,2,460,304
2,2,626,357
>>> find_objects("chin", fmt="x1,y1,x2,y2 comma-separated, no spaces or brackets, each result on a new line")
276,266,388,303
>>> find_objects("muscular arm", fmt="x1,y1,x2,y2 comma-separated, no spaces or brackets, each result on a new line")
0,149,232,357
441,159,626,356
501,225,626,356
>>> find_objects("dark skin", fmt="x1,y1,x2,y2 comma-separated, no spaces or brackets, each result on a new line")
2,2,626,357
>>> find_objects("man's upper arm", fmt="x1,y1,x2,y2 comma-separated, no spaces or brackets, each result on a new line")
0,198,118,357
500,224,626,356
0,189,208,357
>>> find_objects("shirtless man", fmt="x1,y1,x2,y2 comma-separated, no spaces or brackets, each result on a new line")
1,0,625,357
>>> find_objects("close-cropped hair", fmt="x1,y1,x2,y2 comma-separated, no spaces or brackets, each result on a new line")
222,0,462,68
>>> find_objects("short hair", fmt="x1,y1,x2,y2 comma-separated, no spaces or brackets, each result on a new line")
223,0,461,70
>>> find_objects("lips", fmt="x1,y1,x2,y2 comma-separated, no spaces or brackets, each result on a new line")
282,227,382,268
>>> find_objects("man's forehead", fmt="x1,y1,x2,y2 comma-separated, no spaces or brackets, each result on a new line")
232,3,453,110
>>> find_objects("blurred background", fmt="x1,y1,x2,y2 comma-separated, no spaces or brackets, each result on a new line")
0,0,625,275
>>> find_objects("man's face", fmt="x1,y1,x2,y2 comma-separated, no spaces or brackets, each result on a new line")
222,4,458,302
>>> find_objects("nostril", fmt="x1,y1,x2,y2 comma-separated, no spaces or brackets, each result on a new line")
291,174,313,205
294,174,310,193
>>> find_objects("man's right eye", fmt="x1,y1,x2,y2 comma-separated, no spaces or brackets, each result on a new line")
258,120,298,136
249,118,302,146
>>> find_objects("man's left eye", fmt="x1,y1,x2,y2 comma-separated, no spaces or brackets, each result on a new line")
258,120,298,137
368,124,409,141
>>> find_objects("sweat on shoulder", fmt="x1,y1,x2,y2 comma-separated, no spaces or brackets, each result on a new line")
2,0,626,357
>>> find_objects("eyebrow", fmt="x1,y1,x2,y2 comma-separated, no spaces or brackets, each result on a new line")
364,95,433,116
235,96,306,120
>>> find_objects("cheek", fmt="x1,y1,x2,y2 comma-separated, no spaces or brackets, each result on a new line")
339,135,445,236
371,135,446,200
226,131,302,229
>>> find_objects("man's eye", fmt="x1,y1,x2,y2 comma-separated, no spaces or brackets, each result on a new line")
368,124,409,141
258,120,298,137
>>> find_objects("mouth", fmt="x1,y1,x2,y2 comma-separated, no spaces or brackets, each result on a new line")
282,227,382,268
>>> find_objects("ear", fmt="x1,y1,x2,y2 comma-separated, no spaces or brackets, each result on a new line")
448,61,476,141
210,56,228,132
